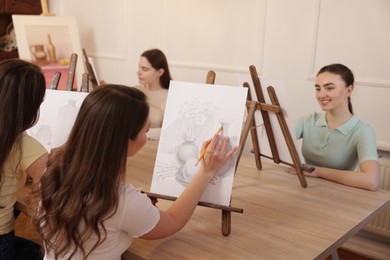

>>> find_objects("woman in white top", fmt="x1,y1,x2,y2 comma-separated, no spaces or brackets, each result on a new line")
134,48,172,140
37,84,236,259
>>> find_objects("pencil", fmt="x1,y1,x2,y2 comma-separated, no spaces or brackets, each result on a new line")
194,126,223,166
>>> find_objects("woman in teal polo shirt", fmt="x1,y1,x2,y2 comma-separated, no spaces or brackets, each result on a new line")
288,63,380,191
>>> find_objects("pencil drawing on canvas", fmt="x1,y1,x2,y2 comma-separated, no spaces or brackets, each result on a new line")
154,97,237,187
150,81,247,206
27,90,88,151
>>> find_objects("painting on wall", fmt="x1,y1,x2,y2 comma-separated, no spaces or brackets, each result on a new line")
27,89,88,152
12,15,84,90
236,74,303,164
150,81,248,206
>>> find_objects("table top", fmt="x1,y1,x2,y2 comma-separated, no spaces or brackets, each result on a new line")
123,141,390,260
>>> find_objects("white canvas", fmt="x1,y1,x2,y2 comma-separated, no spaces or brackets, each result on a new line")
236,74,303,164
150,81,248,206
27,89,88,151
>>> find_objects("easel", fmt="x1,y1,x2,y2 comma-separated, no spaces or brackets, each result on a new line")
245,65,307,188
40,0,55,16
145,71,258,236
82,48,99,90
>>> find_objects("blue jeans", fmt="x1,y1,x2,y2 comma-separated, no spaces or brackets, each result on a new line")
0,231,43,260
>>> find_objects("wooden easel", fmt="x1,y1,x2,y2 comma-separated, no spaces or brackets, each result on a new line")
40,0,55,16
65,53,78,91
146,71,257,236
246,65,307,188
82,48,99,90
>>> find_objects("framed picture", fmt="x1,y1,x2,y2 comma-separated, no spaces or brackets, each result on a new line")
12,15,84,90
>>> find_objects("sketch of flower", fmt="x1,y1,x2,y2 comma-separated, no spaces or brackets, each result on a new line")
178,98,219,142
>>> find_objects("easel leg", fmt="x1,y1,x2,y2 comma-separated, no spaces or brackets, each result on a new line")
222,210,231,236
267,87,307,188
244,82,262,171
250,127,262,170
151,197,158,206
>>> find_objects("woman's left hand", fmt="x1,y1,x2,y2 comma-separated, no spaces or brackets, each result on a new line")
285,166,319,177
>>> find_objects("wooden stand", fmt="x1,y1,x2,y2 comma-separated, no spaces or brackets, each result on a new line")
82,48,99,90
246,65,307,188
40,0,56,16
65,53,78,91
81,73,90,93
145,71,257,236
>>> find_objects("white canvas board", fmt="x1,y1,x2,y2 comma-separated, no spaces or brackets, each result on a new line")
27,89,88,151
150,81,248,206
236,74,303,164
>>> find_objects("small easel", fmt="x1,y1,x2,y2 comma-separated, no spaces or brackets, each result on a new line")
245,65,307,188
145,71,257,236
40,0,55,16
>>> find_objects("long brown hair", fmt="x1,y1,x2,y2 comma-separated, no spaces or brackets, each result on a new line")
0,59,46,183
37,85,149,259
141,48,172,89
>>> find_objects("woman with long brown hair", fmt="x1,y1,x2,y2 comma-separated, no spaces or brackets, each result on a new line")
134,48,172,140
38,84,236,259
0,59,48,259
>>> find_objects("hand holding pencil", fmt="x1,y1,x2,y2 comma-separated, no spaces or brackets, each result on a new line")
194,126,223,166
194,126,238,172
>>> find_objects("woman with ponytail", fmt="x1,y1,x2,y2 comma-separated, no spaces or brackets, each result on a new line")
287,63,380,191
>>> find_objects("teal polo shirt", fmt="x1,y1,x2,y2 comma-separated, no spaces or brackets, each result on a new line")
295,112,378,170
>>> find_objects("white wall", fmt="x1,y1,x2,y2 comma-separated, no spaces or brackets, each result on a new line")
49,0,390,154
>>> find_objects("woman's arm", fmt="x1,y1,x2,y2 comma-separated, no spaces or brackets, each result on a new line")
25,153,48,184
313,160,380,191
141,134,237,240
286,160,380,191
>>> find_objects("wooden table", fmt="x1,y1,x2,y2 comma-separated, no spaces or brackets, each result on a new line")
122,141,390,260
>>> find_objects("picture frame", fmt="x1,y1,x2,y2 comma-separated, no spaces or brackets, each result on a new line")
12,15,84,90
